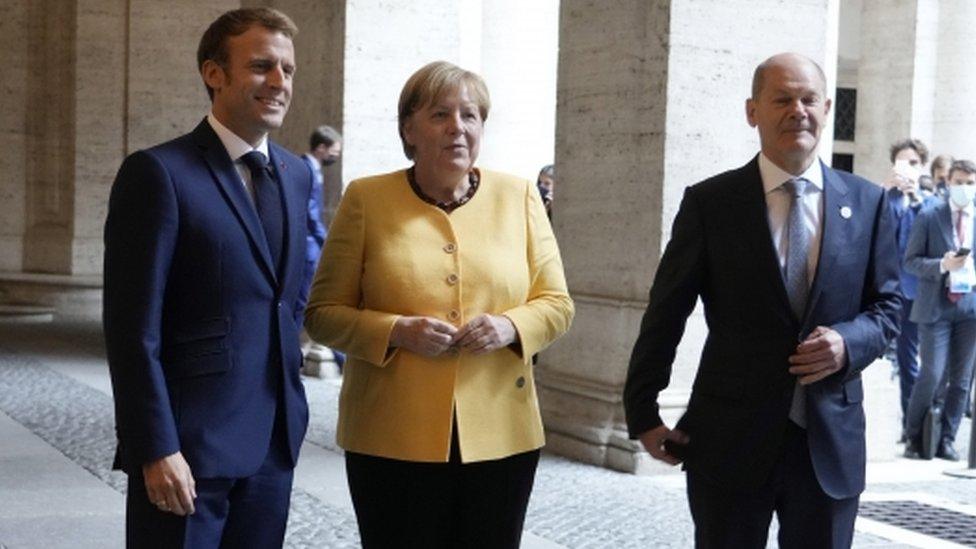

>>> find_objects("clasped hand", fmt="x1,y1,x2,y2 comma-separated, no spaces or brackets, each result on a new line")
787,325,847,385
390,314,516,356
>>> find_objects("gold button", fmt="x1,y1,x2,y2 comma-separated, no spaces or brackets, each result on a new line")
446,274,459,285
448,310,460,321
515,376,526,388
444,243,457,253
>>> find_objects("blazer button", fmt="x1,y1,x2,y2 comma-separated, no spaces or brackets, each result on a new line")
448,310,461,321
446,273,459,285
444,243,457,253
515,376,526,389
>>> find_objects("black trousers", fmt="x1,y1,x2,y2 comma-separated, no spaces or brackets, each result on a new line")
686,423,859,549
345,424,540,549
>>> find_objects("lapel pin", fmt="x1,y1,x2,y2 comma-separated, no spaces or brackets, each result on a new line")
840,206,852,219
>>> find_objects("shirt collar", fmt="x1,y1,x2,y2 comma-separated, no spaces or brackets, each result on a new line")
950,198,975,215
207,112,269,162
759,153,824,195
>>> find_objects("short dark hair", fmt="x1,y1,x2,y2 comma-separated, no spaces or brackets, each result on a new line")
537,164,554,180
931,154,954,176
309,125,342,150
197,8,298,101
889,138,929,165
949,159,976,180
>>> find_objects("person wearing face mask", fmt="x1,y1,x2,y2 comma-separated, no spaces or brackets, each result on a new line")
300,125,345,375
904,159,976,461
884,138,934,441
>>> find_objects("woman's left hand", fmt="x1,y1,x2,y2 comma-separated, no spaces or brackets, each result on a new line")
451,314,517,355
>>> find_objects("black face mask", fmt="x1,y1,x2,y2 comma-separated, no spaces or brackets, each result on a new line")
322,156,339,167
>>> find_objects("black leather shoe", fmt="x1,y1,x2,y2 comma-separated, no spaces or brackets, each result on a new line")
904,438,923,459
936,440,960,461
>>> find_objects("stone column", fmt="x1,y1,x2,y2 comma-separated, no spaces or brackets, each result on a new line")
339,0,559,186
340,1,465,183
22,0,77,274
0,0,30,273
540,0,839,474
928,0,976,160
854,0,927,181
257,0,346,224
476,0,559,181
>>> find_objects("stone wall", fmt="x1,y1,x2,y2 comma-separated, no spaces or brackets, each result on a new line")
543,0,838,473
0,0,30,272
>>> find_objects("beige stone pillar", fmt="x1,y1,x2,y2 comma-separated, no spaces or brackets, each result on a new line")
541,0,839,473
0,0,30,273
256,0,346,224
928,0,976,160
340,1,465,183
854,0,929,181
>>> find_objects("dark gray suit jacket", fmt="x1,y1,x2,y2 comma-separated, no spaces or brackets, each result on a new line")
624,156,901,499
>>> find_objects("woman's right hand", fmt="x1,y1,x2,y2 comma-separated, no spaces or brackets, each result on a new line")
390,316,459,356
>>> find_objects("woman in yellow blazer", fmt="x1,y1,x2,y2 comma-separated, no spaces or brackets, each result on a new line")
304,61,573,548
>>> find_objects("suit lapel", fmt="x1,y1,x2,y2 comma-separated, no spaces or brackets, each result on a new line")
732,157,795,326
803,163,849,330
938,202,955,251
192,120,278,285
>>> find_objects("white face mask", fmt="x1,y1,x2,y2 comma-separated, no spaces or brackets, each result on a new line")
949,184,976,208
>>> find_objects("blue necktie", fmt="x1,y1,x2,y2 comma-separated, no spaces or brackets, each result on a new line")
785,177,809,427
241,151,283,274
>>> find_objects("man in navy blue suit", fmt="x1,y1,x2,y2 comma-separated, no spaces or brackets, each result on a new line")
884,138,932,438
903,159,976,461
103,8,312,547
624,53,901,548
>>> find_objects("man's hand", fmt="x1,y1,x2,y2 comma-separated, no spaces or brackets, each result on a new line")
390,316,458,356
451,314,517,355
143,451,196,516
942,251,968,273
638,424,690,466
788,326,846,385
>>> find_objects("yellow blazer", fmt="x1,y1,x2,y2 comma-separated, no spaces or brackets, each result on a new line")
305,168,574,463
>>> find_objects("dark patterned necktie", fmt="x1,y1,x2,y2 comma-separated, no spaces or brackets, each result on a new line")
785,177,809,427
241,151,283,273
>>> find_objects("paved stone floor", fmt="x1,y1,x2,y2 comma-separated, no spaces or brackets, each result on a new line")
0,318,974,548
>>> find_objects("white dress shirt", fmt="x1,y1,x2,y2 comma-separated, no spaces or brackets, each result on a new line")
951,200,974,249
759,153,824,287
207,112,269,205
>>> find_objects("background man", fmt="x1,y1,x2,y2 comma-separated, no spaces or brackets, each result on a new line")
903,159,976,461
884,138,932,440
624,53,901,548
300,125,345,374
103,8,311,547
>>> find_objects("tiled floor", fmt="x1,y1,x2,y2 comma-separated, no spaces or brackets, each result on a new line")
1,318,974,548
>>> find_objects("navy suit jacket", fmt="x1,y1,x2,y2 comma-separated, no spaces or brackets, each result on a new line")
888,188,940,301
905,199,976,324
624,156,901,499
103,119,312,478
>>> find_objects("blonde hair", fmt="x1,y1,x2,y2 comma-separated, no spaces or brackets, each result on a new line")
397,61,491,160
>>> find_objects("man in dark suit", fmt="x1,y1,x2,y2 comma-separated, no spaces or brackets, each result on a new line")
624,53,901,548
903,159,976,461
103,8,311,547
884,138,932,437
